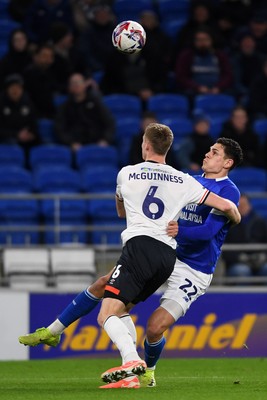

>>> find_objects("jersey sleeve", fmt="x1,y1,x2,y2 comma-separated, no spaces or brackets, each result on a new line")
210,184,240,216
116,169,123,200
185,175,210,205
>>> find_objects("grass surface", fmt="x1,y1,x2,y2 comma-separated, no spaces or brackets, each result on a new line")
0,358,266,400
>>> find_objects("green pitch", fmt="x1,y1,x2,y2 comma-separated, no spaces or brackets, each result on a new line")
0,358,266,400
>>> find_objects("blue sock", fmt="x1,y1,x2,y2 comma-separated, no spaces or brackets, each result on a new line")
144,337,166,368
58,289,101,327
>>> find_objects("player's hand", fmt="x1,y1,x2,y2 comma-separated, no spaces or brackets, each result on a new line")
167,220,178,237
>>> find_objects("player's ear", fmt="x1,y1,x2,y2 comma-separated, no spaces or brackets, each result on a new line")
224,158,234,170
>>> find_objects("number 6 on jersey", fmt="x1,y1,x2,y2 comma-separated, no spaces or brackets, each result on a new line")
142,186,165,220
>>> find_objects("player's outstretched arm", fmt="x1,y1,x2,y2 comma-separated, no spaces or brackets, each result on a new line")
203,192,241,225
115,195,126,218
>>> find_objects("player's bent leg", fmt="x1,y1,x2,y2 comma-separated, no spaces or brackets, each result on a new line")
89,271,112,298
146,305,176,343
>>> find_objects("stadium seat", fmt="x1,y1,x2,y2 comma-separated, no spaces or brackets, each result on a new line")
3,249,49,289
0,167,32,193
29,145,72,171
0,145,25,167
158,0,190,21
115,117,140,141
0,19,20,40
37,119,55,143
103,94,142,120
50,248,96,290
161,18,187,40
147,94,189,119
0,42,8,58
194,94,236,120
76,145,119,170
113,0,153,22
82,166,118,192
250,198,267,221
0,199,39,245
117,137,134,166
229,167,267,193
253,119,267,144
34,166,81,193
53,94,67,108
0,0,10,18
160,117,193,142
91,220,124,245
209,117,224,139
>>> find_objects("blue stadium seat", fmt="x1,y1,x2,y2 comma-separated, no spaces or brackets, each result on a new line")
0,0,10,18
253,119,267,144
158,0,190,21
34,166,81,193
209,117,224,139
148,94,189,119
160,117,193,141
82,166,118,193
194,94,236,120
29,145,72,171
0,167,32,193
37,119,55,143
117,137,134,167
91,220,124,245
161,18,187,40
0,19,20,40
76,145,119,170
0,199,39,245
113,0,153,22
250,198,267,221
116,117,140,141
229,167,267,193
0,145,25,167
0,42,8,58
53,94,67,108
103,94,142,120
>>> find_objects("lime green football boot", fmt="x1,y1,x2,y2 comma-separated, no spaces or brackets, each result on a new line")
140,369,156,387
19,327,61,347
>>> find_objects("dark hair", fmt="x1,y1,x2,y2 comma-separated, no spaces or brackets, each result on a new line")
34,44,54,55
216,137,243,170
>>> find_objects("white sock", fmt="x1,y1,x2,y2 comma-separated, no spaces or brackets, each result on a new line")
120,314,137,345
104,315,141,364
47,319,66,335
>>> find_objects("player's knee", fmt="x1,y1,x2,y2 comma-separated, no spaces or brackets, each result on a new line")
97,311,105,327
146,319,166,341
88,275,109,297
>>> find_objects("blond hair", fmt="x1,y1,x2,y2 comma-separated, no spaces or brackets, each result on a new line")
144,123,173,155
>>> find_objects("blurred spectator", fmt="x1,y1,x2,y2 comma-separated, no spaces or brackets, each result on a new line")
0,30,32,88
79,4,115,72
55,73,115,151
220,106,260,166
71,0,115,32
249,59,267,118
8,0,34,22
217,0,251,27
216,12,237,51
223,194,267,280
236,14,267,54
129,111,178,167
175,2,221,52
139,11,172,93
175,28,232,96
232,34,266,101
101,50,153,101
49,23,89,92
23,0,75,44
24,45,57,118
176,114,213,172
0,74,39,154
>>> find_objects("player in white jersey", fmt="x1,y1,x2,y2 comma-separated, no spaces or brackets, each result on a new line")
19,126,241,389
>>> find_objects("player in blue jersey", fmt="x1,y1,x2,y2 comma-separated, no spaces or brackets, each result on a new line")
19,137,243,387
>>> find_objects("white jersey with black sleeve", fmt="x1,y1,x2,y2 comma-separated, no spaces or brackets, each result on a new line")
116,161,210,249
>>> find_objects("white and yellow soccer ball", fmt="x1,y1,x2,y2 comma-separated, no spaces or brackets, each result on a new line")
112,20,146,54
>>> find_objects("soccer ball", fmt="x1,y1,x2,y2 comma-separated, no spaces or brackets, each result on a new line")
112,20,146,54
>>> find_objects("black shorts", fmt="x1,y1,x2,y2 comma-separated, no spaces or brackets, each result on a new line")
104,235,176,305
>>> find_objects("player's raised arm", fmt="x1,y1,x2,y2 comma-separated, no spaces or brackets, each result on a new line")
203,192,241,225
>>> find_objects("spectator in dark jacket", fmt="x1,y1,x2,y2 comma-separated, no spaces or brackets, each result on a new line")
0,74,39,154
0,29,32,88
175,28,232,96
236,14,267,54
232,34,266,101
249,59,267,118
24,44,57,118
55,73,115,151
176,114,214,172
220,106,260,167
223,194,267,279
23,0,75,44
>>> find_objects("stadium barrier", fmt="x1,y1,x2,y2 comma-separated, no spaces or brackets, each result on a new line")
1,289,267,360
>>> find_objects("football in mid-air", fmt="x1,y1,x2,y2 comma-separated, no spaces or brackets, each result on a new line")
112,20,146,54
